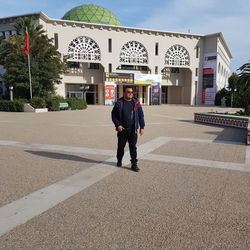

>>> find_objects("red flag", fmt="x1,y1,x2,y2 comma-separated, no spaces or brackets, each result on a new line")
24,29,30,55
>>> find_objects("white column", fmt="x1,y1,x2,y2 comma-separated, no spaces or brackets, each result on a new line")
190,69,196,105
146,85,150,105
138,85,143,103
119,85,123,98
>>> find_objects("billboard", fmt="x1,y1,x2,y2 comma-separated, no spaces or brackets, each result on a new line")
134,74,162,85
104,73,134,84
202,53,217,105
151,82,161,105
134,74,162,105
104,81,116,105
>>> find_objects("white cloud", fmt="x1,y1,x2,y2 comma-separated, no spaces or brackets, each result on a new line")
136,0,250,71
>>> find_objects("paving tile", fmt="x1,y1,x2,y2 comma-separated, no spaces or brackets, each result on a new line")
0,105,249,249
153,141,246,163
0,146,109,206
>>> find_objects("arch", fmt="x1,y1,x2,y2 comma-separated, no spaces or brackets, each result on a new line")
165,45,190,66
68,36,101,61
120,41,148,64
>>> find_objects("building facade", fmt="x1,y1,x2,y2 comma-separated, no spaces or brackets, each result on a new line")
0,5,232,105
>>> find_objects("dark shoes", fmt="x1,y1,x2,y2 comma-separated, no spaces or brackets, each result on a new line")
117,161,140,172
131,163,140,172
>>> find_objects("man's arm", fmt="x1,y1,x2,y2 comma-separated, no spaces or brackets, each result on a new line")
138,106,145,135
138,106,145,129
111,103,123,129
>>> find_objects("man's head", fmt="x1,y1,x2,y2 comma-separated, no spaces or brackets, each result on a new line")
123,86,134,101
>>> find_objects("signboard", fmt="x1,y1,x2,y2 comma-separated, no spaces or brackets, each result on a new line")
134,74,162,85
151,82,161,105
104,81,116,105
134,74,162,105
104,73,134,84
202,53,217,105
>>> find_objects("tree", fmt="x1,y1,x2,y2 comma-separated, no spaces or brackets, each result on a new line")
228,73,239,92
235,63,250,114
0,17,67,99
227,73,239,107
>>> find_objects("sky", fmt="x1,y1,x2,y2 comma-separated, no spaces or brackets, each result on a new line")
0,0,249,72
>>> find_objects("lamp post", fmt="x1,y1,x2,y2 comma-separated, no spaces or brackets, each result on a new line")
9,86,13,101
79,85,90,100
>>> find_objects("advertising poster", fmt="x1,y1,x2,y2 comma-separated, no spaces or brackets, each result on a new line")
151,82,161,105
134,74,162,105
202,53,217,105
104,81,116,105
134,74,161,85
104,73,134,84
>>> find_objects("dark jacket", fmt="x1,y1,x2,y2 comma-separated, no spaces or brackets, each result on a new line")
111,97,145,133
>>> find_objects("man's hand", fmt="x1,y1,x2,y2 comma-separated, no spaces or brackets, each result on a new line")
117,126,125,132
139,129,144,136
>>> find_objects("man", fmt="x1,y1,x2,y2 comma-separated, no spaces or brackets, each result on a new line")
111,86,145,172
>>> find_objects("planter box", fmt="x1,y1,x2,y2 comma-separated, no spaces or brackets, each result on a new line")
194,112,250,145
24,104,48,113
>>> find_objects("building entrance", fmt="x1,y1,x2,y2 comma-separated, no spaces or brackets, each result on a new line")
161,86,168,104
66,84,98,104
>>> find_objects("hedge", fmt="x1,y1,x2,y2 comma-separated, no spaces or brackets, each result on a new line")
66,98,87,110
0,100,25,112
45,97,60,111
30,97,46,109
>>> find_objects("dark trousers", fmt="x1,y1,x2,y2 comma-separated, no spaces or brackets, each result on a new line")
117,129,138,164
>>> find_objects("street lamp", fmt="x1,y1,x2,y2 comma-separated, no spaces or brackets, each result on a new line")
79,85,90,100
9,86,13,101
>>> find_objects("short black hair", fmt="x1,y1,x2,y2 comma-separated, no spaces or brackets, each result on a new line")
123,86,133,92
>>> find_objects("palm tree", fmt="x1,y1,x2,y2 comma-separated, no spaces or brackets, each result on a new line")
237,63,250,114
13,17,45,37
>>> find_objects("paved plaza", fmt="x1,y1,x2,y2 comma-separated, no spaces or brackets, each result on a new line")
0,105,249,250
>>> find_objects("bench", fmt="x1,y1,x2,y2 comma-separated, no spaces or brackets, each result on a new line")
59,102,69,110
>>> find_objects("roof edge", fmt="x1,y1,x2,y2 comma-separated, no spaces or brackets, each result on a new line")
0,11,204,38
204,32,232,59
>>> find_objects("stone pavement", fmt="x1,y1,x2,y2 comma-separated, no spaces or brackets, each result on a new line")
0,105,249,250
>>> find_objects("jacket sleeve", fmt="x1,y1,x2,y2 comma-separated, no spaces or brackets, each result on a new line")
138,106,145,129
111,103,121,128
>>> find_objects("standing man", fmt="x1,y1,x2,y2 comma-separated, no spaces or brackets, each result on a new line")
111,86,145,172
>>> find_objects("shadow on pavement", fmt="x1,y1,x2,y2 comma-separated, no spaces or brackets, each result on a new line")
26,150,104,164
193,122,246,143
25,150,133,170
178,119,195,124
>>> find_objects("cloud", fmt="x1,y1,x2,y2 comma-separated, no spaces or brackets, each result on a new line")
136,0,250,72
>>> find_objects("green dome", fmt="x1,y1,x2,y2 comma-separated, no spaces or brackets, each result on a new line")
62,5,122,26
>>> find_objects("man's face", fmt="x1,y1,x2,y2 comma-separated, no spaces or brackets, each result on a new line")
124,88,133,100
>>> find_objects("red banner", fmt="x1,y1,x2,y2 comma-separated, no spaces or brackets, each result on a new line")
24,30,30,55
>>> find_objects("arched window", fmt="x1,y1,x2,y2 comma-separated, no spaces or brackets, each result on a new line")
165,45,190,66
68,36,101,61
120,41,148,64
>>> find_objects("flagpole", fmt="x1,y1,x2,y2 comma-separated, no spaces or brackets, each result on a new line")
27,52,32,99
25,27,32,99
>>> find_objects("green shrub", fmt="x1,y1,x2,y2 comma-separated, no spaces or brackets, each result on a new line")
45,97,60,111
0,100,24,112
17,98,29,104
52,95,66,102
30,97,46,109
66,98,87,110
215,88,231,106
